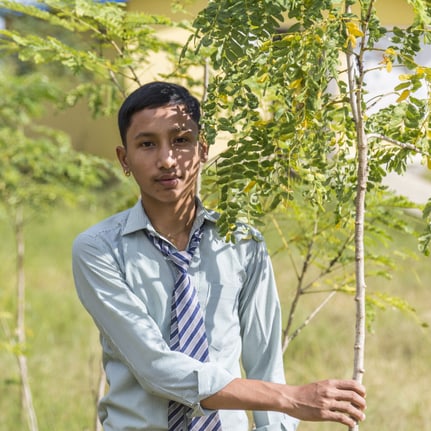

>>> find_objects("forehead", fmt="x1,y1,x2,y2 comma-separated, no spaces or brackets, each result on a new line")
129,104,198,132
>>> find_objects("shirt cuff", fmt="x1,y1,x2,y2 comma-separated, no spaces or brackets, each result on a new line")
188,363,235,417
253,411,300,431
254,420,300,431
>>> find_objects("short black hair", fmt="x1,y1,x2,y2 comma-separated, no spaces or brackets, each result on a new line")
118,81,201,146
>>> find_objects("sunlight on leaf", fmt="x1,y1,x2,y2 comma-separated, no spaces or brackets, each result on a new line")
346,21,364,37
386,60,393,73
396,89,410,102
243,180,256,193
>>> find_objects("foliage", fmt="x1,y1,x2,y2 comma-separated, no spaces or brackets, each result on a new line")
0,0,191,116
190,0,431,249
192,6,431,416
0,72,116,217
0,1,430,428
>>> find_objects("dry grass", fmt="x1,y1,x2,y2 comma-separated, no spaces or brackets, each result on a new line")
271,224,431,431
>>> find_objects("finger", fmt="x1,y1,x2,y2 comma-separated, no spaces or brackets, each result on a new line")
323,410,359,428
335,379,366,396
335,390,367,410
332,400,366,422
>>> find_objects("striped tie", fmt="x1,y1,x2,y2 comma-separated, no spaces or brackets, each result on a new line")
147,226,222,431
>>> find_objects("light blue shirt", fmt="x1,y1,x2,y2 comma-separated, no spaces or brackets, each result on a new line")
72,199,299,431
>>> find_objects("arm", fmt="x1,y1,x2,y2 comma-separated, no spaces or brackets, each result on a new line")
237,237,299,429
201,378,366,428
231,238,366,428
72,232,234,408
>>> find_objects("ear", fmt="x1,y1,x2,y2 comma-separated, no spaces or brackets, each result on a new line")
116,145,129,171
199,136,209,163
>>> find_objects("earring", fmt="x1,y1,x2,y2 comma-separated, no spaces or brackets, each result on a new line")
124,169,131,177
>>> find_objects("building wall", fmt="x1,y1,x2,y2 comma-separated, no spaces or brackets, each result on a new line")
128,0,413,26
55,1,206,159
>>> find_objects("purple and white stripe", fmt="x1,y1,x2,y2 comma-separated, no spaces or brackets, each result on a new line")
147,226,222,431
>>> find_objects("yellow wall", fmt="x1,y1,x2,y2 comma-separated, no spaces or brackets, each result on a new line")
127,0,207,18
57,1,207,159
129,0,413,25
44,102,118,160
374,0,414,26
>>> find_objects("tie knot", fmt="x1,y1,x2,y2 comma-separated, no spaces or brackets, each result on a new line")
146,225,204,272
170,249,193,272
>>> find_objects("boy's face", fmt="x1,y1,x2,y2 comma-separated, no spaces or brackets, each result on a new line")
116,104,207,210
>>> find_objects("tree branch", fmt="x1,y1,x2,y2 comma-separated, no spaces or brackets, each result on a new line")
15,206,39,431
283,291,337,350
345,1,375,429
281,217,317,350
368,133,431,157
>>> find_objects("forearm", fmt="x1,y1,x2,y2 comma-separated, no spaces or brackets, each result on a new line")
201,377,367,428
73,236,234,405
201,378,286,412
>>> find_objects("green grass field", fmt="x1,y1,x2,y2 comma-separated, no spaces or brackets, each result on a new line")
0,201,430,431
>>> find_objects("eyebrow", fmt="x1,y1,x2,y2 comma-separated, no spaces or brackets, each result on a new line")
132,126,194,141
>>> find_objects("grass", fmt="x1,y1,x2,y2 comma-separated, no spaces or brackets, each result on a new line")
269,222,431,431
0,203,104,431
0,200,430,431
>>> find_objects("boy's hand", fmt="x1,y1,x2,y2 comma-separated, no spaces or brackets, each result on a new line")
288,379,366,427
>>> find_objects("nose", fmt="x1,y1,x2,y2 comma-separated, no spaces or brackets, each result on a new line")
157,142,177,169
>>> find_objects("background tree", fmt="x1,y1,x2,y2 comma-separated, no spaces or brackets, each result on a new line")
190,1,431,429
0,70,118,431
0,1,430,430
0,2,199,429
0,0,198,115
0,57,117,431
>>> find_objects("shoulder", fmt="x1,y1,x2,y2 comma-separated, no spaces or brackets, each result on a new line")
230,222,264,243
199,201,264,244
203,212,267,266
72,207,131,253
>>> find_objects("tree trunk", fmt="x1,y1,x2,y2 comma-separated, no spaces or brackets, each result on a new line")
15,206,39,431
345,1,374,428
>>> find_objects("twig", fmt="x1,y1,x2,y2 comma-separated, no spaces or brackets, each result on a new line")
283,291,337,350
202,57,210,103
302,232,355,293
269,214,299,279
368,133,431,157
282,218,318,349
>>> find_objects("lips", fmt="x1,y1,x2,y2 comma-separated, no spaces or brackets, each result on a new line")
156,174,179,188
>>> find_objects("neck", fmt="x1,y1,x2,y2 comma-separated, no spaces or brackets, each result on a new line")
142,195,197,249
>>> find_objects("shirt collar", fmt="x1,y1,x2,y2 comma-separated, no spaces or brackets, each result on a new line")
121,198,219,237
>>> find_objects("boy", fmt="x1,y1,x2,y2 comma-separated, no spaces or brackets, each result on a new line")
72,81,366,431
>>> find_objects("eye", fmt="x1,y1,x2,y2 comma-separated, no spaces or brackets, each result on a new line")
140,141,155,148
174,136,189,145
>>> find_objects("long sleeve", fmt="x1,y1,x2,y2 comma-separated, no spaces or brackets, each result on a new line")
72,230,234,410
238,239,300,431
72,201,297,430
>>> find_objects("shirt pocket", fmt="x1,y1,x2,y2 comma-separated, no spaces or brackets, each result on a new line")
200,282,241,353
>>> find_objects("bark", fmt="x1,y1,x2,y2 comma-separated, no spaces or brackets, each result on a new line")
15,206,39,431
345,1,375,428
